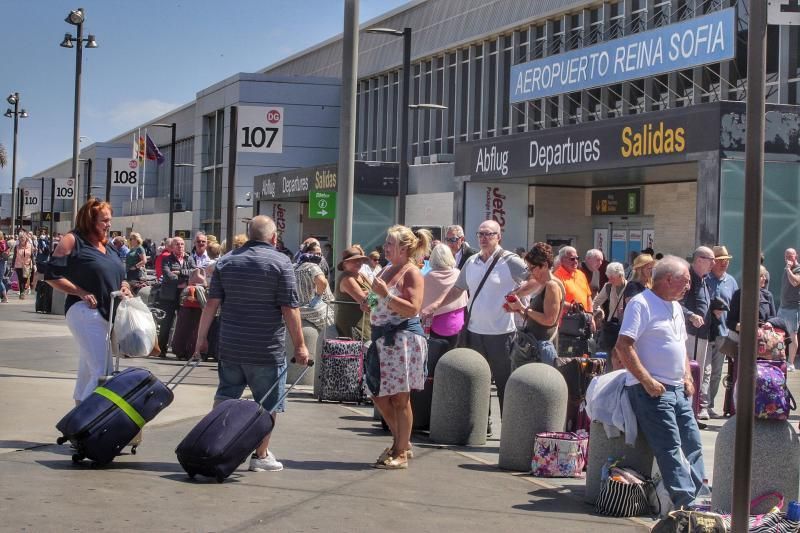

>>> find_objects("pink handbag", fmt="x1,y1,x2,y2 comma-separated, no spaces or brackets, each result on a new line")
531,430,588,477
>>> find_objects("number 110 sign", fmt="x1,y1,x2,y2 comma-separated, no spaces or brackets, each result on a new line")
110,158,140,188
238,106,284,154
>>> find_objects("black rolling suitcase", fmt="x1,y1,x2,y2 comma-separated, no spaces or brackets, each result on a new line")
35,280,53,313
175,359,314,483
410,337,450,431
55,290,197,465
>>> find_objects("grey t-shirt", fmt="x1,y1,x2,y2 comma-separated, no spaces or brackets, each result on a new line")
780,266,800,309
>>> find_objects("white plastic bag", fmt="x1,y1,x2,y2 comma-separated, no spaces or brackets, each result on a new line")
113,297,157,357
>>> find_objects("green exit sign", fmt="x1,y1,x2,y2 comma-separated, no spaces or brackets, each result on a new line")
308,190,336,219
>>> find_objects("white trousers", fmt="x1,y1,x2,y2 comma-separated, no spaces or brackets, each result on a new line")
66,301,111,401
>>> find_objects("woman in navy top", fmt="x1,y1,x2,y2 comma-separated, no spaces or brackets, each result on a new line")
46,199,132,403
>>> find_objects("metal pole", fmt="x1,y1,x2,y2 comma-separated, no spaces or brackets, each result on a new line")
398,27,411,226
10,94,19,234
168,123,176,237
334,0,359,258
731,3,767,532
49,179,55,238
225,108,238,246
70,21,83,224
39,177,45,233
85,158,92,200
105,157,111,203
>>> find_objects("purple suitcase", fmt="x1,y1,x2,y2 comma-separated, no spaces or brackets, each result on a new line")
690,360,702,416
175,360,313,483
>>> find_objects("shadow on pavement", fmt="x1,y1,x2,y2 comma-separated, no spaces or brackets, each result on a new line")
511,487,593,513
280,459,373,472
161,472,245,484
0,440,70,452
458,462,501,473
36,459,185,473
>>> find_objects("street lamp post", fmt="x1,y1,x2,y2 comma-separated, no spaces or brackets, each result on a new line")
152,123,177,236
4,93,28,233
60,7,98,223
366,26,411,225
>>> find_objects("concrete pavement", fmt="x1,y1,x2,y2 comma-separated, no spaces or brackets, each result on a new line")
3,295,794,531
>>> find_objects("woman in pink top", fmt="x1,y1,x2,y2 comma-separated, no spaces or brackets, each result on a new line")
12,230,34,300
420,244,469,350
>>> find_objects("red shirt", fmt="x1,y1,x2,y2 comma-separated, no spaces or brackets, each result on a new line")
155,250,171,279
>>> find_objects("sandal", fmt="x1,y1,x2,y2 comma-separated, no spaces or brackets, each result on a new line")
376,446,414,464
374,451,408,470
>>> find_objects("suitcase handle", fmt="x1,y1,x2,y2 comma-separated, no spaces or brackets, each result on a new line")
107,291,125,374
165,359,199,390
255,358,314,412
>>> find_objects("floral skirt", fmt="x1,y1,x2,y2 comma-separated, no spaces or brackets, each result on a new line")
374,330,427,397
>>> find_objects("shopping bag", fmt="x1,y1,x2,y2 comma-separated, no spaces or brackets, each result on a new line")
112,297,158,357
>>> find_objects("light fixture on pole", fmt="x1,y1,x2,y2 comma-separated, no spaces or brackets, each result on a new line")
61,6,98,224
4,92,28,233
366,26,411,225
152,123,177,236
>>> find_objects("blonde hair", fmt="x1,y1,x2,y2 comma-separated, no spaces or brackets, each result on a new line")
232,233,247,250
208,242,222,259
429,243,455,270
386,225,432,263
128,232,142,245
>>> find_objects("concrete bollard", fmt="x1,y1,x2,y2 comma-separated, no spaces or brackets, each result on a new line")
429,348,491,446
584,420,654,503
712,416,800,513
52,288,66,316
498,363,569,471
286,323,321,387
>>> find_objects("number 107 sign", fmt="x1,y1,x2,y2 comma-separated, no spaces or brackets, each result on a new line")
238,106,283,154
110,158,140,188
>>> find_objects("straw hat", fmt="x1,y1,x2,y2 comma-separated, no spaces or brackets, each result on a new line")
337,246,368,271
632,253,655,270
712,245,732,260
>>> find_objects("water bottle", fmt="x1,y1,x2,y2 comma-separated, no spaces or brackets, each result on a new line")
695,479,712,511
787,501,800,522
600,457,614,481
595,351,608,360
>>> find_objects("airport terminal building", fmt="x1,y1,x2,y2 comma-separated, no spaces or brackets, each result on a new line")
21,0,800,277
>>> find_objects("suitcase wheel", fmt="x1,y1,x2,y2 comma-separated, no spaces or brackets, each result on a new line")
215,474,225,483
57,436,67,445
71,453,84,464
130,445,138,455
187,472,196,480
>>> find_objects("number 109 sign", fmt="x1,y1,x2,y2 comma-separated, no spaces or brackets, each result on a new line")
110,158,140,188
238,106,284,154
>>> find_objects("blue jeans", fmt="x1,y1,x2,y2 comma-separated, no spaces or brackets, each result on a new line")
626,383,705,508
215,360,287,413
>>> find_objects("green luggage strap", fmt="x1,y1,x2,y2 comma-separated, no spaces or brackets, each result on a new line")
94,387,146,429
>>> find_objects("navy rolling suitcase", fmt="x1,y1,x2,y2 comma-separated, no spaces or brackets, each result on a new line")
35,280,53,314
175,359,314,483
56,363,195,465
55,290,196,466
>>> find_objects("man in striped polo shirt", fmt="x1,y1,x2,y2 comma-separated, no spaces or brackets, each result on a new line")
196,215,309,472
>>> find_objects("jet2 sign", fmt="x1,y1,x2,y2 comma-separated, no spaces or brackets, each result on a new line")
238,106,284,154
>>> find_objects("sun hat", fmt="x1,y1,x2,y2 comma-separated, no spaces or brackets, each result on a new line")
337,246,368,271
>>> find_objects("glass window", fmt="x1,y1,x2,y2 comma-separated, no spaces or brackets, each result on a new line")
719,159,800,306
353,194,396,254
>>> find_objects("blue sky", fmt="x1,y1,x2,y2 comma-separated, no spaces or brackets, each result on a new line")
0,0,409,193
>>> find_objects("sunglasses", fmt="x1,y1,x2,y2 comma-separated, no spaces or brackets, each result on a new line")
444,237,461,243
476,231,498,238
565,256,580,262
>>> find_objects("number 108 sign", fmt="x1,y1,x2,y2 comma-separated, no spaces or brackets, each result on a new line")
238,106,284,154
110,158,140,188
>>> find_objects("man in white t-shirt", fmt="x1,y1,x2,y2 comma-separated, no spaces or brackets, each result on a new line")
616,255,705,509
438,220,527,415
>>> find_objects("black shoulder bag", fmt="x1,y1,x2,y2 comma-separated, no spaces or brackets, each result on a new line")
597,284,624,351
456,249,505,348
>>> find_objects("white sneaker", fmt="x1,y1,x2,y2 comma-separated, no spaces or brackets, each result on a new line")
248,450,283,472
697,409,710,421
788,364,796,372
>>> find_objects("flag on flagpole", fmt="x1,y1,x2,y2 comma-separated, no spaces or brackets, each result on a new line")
145,134,165,165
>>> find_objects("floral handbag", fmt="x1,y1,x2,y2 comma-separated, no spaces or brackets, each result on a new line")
531,430,588,478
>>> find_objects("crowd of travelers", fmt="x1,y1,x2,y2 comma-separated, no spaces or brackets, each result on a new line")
2,195,786,509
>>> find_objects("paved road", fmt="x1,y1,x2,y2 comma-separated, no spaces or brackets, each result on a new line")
5,295,791,531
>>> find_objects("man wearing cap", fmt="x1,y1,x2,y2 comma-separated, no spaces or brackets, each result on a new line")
702,245,738,419
778,248,800,372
